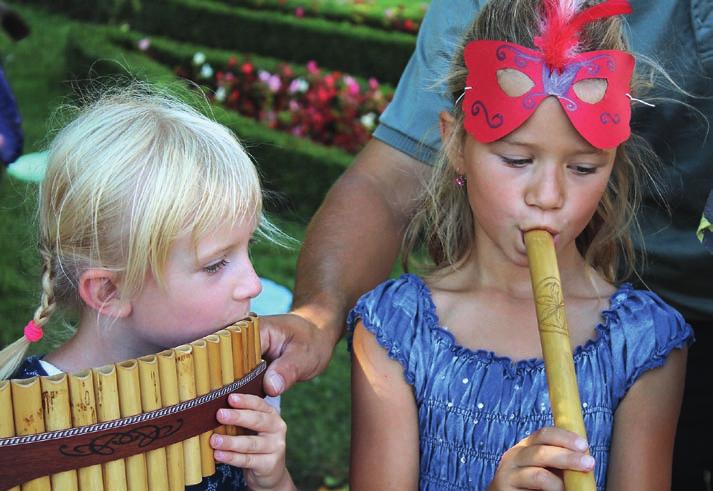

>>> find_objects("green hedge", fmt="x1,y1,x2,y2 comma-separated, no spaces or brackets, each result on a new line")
66,24,353,219
25,0,416,84
219,0,425,33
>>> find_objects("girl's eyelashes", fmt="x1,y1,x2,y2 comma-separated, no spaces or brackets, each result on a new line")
203,258,230,274
499,155,532,167
569,164,598,175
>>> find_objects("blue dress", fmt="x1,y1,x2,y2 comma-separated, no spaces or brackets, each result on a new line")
13,356,246,491
347,274,694,490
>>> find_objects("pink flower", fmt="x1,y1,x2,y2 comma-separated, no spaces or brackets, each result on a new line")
306,60,319,74
344,76,360,96
368,77,379,91
267,74,282,92
295,7,304,18
241,63,254,75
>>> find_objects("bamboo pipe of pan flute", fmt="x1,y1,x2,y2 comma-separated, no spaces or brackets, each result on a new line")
523,230,596,491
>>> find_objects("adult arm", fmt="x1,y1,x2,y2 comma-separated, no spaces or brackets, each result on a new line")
258,0,478,396
605,347,687,490
350,320,420,489
259,141,430,395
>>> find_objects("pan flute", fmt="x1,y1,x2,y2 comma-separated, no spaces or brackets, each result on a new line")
0,316,265,491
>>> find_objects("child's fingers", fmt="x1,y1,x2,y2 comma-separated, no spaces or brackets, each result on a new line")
210,433,281,455
518,427,589,453
216,405,286,434
225,393,273,412
517,443,595,472
509,466,564,491
213,448,283,475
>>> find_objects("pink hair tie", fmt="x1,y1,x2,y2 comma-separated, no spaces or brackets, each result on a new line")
23,320,43,343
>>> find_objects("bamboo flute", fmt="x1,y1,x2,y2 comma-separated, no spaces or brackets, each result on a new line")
524,229,595,491
93,364,128,491
216,330,236,436
205,334,226,437
40,373,79,490
0,380,20,491
190,339,216,477
157,349,185,491
67,369,104,491
137,355,170,491
10,377,51,491
116,360,148,491
174,345,203,485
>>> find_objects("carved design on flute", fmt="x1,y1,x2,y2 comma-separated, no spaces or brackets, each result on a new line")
534,277,568,336
59,420,183,457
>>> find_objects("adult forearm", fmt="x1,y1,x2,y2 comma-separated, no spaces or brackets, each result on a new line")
291,140,430,342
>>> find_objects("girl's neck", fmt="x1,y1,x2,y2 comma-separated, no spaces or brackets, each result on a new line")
441,239,603,299
44,311,157,373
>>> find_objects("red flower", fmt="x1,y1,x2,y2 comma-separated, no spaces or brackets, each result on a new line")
241,63,253,75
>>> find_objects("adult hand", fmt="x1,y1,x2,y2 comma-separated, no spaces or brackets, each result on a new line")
259,306,342,396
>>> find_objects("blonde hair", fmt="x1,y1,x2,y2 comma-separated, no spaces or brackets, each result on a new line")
0,85,271,379
403,0,659,282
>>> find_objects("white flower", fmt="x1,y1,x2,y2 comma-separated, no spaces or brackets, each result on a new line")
360,112,377,130
288,78,309,94
215,86,227,102
192,52,206,66
200,64,214,79
137,38,151,51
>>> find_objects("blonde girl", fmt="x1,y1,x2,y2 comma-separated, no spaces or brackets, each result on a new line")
0,87,295,491
348,1,693,489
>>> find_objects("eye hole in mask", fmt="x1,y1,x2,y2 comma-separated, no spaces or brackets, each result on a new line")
496,68,534,97
573,78,607,104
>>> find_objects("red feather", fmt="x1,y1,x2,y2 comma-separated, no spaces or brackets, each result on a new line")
534,0,632,70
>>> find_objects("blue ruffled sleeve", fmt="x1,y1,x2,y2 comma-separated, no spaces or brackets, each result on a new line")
347,274,431,386
607,287,694,402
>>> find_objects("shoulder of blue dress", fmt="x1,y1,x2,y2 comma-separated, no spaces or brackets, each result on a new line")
600,283,693,340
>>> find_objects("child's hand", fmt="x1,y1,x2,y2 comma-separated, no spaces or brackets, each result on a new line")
211,394,295,491
487,427,595,491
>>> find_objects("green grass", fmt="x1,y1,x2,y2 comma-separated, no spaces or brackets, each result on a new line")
0,5,350,488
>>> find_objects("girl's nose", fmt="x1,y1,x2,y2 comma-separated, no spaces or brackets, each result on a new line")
233,259,263,301
525,164,565,210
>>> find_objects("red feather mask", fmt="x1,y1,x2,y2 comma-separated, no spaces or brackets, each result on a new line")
462,0,634,149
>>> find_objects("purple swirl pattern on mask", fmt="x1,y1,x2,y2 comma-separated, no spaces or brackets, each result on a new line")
471,100,504,128
495,44,541,68
600,112,621,124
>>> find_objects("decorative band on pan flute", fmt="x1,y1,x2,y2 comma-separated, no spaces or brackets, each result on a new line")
0,316,265,491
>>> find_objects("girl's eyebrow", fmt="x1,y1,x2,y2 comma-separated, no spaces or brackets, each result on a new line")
498,136,605,155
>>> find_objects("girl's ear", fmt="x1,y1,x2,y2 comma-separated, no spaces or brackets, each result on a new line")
78,269,132,318
439,111,464,169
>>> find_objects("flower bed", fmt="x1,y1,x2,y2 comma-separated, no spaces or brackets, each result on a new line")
66,25,370,218
167,48,393,154
24,0,417,85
